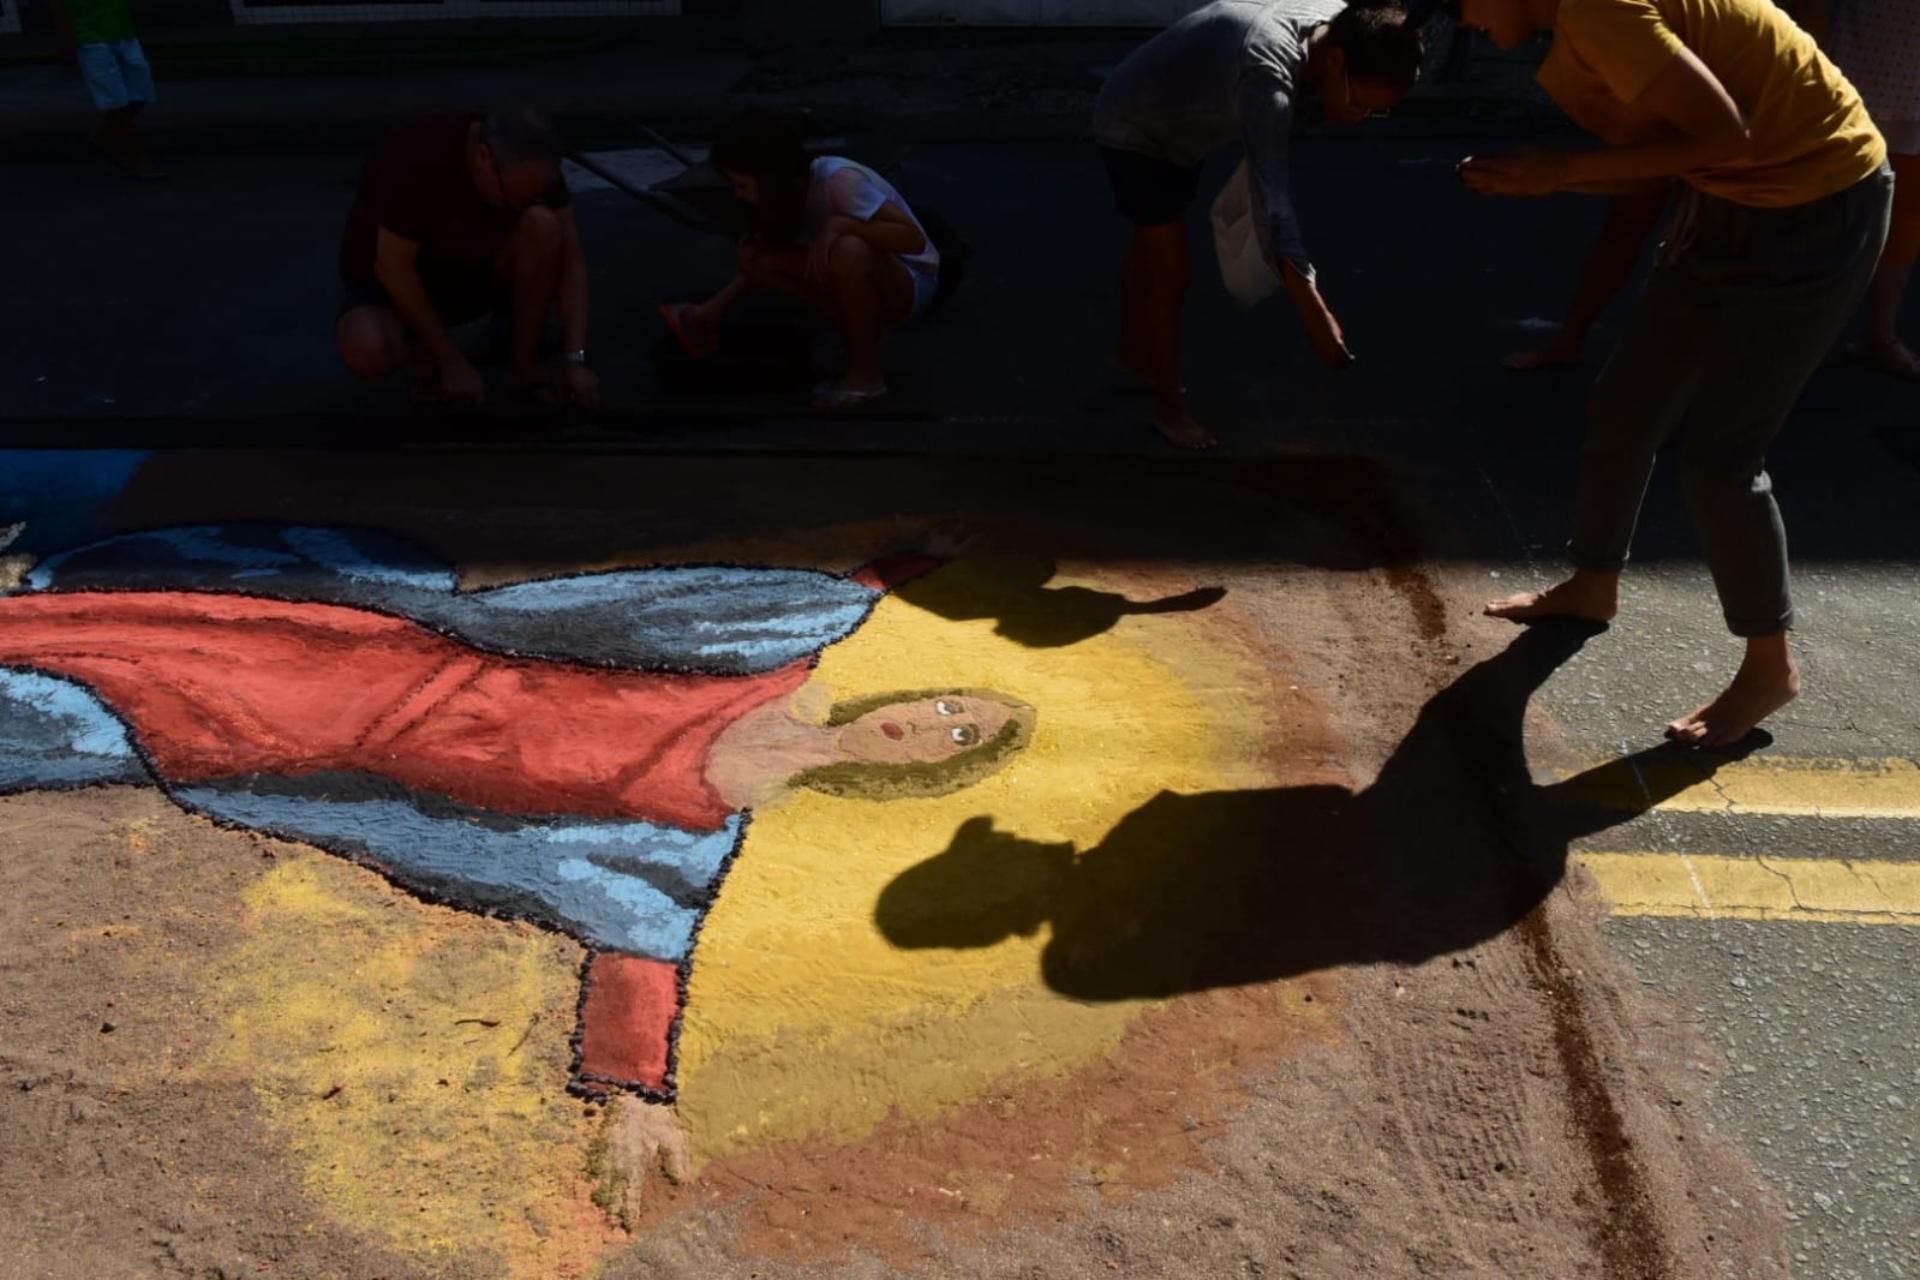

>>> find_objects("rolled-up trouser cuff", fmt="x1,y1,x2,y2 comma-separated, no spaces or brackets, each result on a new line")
1567,541,1628,575
1726,608,1794,639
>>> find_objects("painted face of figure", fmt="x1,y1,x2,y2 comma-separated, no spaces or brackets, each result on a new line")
1456,0,1535,53
838,695,1016,767
722,169,764,207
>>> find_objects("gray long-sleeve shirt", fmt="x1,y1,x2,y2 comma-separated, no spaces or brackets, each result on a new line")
1094,0,1346,281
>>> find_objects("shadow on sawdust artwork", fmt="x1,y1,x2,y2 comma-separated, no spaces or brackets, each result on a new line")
0,493,1704,1272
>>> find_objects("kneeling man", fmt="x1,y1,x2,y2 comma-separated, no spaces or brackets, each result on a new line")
336,106,599,407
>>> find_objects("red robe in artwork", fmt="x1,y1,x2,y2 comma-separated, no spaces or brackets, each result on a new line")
0,556,935,1095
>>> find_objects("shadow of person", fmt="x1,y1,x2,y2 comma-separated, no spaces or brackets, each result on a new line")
876,624,1759,1000
894,551,1226,650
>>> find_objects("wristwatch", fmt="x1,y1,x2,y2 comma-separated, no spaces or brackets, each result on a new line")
564,349,591,366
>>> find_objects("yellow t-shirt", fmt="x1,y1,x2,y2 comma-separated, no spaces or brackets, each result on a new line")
1538,0,1886,206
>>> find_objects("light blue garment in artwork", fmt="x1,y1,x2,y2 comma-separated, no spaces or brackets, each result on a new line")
0,668,144,790
176,782,744,961
21,524,883,675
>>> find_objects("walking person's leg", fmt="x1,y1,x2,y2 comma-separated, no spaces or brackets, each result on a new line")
1487,263,1714,625
1102,147,1211,449
1124,222,1212,448
1663,177,1894,745
1863,150,1920,381
1496,174,1894,746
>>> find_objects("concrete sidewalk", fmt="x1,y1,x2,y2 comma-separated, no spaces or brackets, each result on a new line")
1,20,1560,157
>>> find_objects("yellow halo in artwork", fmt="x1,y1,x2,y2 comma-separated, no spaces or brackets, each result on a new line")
676,572,1271,1165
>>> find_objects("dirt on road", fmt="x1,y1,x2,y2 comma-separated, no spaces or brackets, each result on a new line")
0,450,1789,1279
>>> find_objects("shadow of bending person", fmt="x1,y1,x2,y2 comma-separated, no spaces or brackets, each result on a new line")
894,551,1226,650
876,624,1759,1000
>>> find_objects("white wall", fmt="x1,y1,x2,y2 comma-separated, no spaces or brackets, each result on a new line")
881,0,1209,25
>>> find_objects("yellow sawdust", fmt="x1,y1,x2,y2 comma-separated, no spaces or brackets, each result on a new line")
677,566,1275,1163
216,852,616,1278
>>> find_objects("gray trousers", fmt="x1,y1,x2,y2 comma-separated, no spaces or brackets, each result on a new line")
1570,163,1895,637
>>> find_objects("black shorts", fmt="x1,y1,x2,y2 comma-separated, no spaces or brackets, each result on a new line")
336,273,508,327
1100,147,1202,227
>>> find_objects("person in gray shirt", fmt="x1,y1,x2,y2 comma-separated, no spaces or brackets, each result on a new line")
1096,1,1424,447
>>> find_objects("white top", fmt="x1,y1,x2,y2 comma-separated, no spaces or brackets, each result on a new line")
803,156,941,280
1093,0,1346,280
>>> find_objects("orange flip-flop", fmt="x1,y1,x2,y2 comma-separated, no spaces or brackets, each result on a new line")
658,303,715,358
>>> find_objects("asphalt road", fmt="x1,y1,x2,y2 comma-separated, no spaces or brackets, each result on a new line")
4,127,1918,1276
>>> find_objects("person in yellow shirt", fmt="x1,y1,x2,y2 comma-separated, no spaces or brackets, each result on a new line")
1451,0,1892,748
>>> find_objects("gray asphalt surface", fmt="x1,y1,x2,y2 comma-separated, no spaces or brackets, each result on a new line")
4,126,1918,1276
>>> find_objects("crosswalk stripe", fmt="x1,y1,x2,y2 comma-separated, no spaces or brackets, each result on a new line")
1558,756,1920,820
1576,852,1920,926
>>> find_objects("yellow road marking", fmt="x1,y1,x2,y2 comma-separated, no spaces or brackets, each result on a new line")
1577,852,1920,926
1560,756,1920,820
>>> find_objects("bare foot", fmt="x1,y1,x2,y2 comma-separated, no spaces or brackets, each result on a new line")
592,1099,692,1231
1485,572,1619,624
1154,403,1218,451
1666,641,1800,748
1866,338,1920,383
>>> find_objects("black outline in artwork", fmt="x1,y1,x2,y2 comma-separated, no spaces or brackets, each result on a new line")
19,521,908,677
0,539,939,1106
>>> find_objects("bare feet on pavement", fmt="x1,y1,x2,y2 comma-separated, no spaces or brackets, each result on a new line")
1485,570,1619,624
1666,635,1800,748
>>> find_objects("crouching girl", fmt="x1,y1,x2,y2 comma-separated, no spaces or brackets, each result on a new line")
664,110,940,409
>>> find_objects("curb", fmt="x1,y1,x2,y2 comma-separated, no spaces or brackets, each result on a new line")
4,93,1562,161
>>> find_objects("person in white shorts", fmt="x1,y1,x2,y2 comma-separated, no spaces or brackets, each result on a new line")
48,0,161,180
664,110,940,410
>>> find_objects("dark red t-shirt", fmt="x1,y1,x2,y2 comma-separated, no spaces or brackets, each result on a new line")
338,113,571,289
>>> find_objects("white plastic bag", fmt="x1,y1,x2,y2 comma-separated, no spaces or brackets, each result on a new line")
1210,159,1281,308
